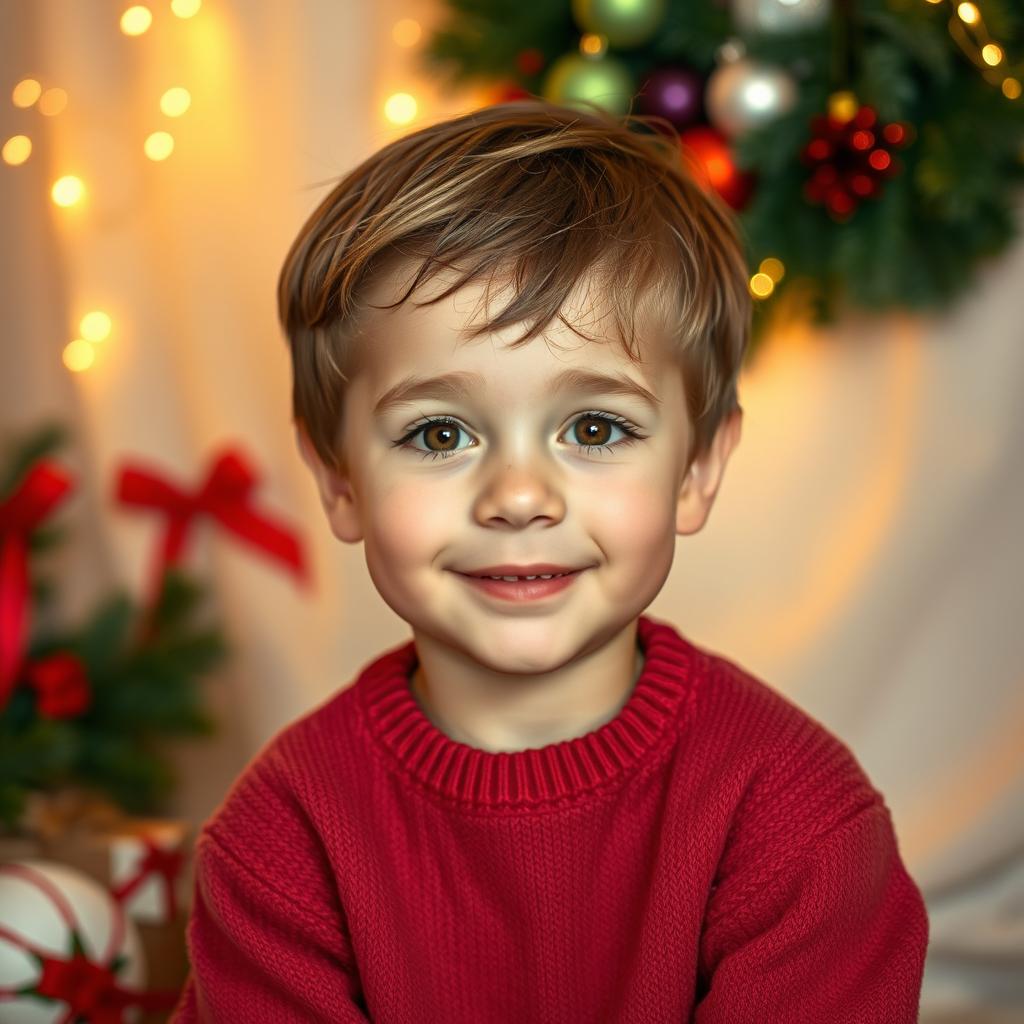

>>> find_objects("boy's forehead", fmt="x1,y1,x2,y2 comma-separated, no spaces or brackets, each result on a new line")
357,259,677,387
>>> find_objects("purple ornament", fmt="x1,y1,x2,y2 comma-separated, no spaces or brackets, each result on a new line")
637,66,704,129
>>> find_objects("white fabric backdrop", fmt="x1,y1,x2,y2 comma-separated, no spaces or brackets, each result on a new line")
2,1,1022,1018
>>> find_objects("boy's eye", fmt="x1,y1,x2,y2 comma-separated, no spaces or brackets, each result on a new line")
391,412,648,461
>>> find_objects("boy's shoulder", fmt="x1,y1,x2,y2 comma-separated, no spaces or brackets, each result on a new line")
194,643,388,856
687,636,893,865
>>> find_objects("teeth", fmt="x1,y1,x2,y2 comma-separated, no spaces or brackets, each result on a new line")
485,572,566,581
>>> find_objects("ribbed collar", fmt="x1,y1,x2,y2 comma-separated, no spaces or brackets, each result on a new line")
356,614,700,810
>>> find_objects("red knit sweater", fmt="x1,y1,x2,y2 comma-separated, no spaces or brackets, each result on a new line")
170,614,928,1022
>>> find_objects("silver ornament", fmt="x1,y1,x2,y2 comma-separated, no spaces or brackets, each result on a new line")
706,57,798,138
731,0,831,35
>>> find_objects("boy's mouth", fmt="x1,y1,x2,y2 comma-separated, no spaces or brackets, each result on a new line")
454,568,588,602
456,563,586,581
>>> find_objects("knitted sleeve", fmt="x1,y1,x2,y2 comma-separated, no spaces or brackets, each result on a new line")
167,742,370,1024
169,827,370,1023
693,799,929,1023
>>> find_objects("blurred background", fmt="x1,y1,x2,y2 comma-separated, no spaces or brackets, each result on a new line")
1,1,1023,1021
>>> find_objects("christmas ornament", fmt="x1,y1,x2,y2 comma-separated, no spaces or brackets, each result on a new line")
636,66,704,129
801,101,912,221
678,126,755,210
114,446,310,615
731,0,831,36
541,52,634,115
0,859,152,1022
706,56,798,138
571,0,667,49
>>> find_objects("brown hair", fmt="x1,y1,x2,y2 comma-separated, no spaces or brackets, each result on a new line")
278,98,751,473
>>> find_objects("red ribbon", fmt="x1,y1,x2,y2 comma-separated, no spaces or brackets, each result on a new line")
34,951,176,1023
0,862,180,1022
0,461,75,709
114,446,310,612
109,834,186,920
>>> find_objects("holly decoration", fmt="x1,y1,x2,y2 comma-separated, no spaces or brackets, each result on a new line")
0,423,228,833
801,101,912,221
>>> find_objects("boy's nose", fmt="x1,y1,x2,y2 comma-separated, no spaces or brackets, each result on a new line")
471,463,567,528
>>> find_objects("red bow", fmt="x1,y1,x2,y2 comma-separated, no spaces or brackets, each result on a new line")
0,462,75,709
110,835,186,920
0,861,181,1022
114,446,310,611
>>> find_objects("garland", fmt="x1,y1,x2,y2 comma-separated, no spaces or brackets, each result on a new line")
421,0,1024,341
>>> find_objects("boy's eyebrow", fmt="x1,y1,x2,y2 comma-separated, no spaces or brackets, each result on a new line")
373,368,662,415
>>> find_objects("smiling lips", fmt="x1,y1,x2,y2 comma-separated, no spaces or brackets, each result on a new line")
455,565,588,602
459,563,583,580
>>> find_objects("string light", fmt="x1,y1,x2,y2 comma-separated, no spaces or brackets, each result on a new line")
80,311,112,342
827,90,859,123
955,2,979,24
759,257,785,282
12,78,42,108
51,175,85,207
160,87,191,116
170,0,201,16
63,340,96,372
981,43,1003,66
120,5,153,36
392,19,421,47
384,92,417,125
37,88,68,116
930,0,1020,99
144,131,174,160
2,135,32,166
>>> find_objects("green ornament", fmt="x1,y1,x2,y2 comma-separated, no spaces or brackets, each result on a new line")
542,52,635,116
571,0,667,49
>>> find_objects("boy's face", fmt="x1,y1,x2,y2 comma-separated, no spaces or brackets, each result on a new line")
299,262,741,680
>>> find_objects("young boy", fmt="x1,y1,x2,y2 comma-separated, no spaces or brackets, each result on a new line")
171,100,928,1022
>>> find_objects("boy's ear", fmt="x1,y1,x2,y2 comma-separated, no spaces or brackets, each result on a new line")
675,406,743,537
294,421,364,544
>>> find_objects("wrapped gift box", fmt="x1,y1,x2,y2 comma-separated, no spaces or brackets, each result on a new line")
0,813,193,1023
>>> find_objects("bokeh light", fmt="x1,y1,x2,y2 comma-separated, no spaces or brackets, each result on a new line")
956,2,979,25
63,340,96,372
759,257,785,283
144,131,175,160
160,87,191,117
981,44,1003,67
38,88,68,116
12,78,42,108
1003,78,1022,100
80,311,113,342
51,176,85,207
392,19,421,47
749,272,775,298
828,90,858,124
2,135,32,166
120,5,153,35
171,0,202,16
384,92,418,125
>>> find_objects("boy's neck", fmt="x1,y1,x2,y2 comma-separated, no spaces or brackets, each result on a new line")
408,633,646,753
